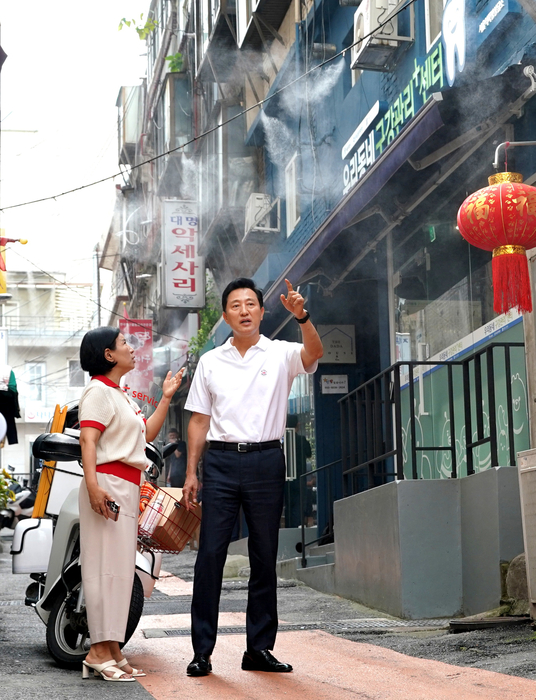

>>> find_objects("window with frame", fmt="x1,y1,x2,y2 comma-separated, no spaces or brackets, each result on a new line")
200,0,213,57
425,0,446,51
26,362,45,403
68,360,85,388
237,0,256,46
285,153,300,236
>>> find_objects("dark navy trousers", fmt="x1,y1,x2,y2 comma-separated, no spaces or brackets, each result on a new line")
191,446,285,654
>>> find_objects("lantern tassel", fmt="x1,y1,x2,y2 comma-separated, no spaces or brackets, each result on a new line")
492,248,532,314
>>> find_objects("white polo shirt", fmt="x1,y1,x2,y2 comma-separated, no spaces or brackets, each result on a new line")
185,335,317,443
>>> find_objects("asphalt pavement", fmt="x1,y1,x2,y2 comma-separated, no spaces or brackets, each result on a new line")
2,535,536,699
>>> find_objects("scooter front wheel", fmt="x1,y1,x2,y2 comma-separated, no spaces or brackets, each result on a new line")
46,573,145,669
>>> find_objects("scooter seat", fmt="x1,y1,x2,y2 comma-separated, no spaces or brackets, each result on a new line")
32,433,81,462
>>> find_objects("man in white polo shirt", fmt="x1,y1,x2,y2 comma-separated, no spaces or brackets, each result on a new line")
183,277,323,677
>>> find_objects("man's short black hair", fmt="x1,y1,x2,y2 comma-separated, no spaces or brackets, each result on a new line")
80,327,120,377
222,278,263,311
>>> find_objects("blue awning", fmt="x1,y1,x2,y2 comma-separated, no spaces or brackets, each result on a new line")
262,96,445,314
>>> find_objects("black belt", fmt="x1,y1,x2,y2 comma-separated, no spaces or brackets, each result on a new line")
208,440,282,453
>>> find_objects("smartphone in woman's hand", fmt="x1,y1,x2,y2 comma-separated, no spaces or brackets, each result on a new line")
106,500,120,521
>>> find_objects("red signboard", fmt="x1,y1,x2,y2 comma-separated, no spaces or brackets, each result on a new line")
119,319,154,405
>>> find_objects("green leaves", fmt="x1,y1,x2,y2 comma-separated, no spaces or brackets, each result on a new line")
0,469,15,510
189,284,221,357
165,52,184,73
118,14,159,40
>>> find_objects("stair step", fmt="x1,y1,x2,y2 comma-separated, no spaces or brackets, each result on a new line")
300,555,327,568
307,543,335,557
296,562,335,595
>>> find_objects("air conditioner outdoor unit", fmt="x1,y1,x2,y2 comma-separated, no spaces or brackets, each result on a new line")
243,193,280,243
352,0,400,70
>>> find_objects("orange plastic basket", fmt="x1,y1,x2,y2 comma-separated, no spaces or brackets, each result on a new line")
138,487,201,553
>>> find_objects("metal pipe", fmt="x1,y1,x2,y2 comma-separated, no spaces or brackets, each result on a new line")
447,364,456,478
463,361,474,475
504,345,516,466
394,367,404,479
487,347,498,467
408,364,418,479
493,141,536,171
300,474,307,569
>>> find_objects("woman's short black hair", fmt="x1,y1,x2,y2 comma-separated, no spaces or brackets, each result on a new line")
222,278,263,311
80,327,120,377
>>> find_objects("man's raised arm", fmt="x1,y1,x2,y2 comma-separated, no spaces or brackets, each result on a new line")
280,278,323,368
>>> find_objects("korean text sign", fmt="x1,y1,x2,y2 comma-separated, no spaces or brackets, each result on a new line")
119,319,154,399
163,200,205,308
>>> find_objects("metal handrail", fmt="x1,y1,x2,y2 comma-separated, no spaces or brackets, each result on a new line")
298,341,525,566
340,342,524,491
299,459,342,569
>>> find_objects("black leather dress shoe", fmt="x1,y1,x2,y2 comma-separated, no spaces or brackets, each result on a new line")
241,649,293,672
187,653,212,676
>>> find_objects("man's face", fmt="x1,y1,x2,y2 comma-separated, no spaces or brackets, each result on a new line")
168,432,178,442
223,288,264,337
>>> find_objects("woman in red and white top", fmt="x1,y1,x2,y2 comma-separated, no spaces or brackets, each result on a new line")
78,327,183,682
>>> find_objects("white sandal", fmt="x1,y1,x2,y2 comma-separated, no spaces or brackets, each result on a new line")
82,659,135,682
117,657,146,678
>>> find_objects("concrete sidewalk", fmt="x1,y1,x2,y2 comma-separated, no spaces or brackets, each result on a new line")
127,572,536,700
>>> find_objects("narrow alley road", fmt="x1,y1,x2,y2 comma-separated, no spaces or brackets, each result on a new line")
3,542,536,699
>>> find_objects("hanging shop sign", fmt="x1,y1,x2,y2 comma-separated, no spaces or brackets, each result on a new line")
395,332,411,362
342,43,444,196
119,318,154,400
476,0,521,47
162,200,205,308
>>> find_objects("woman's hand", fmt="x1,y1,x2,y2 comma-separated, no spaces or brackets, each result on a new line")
145,368,186,442
87,483,114,519
161,368,185,400
80,426,110,517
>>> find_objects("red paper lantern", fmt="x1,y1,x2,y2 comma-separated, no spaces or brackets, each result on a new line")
457,172,536,314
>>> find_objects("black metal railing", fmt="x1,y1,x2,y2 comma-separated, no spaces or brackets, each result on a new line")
298,459,340,569
298,342,525,565
340,342,524,494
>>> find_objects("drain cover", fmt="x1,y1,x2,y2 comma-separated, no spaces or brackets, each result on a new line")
0,600,24,607
143,617,449,639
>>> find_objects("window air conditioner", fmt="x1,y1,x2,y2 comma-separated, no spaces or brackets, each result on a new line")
243,193,281,243
352,0,400,70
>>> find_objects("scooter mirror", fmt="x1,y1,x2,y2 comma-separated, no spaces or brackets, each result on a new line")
146,442,163,471
162,442,179,459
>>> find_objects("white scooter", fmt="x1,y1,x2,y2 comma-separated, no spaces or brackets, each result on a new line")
11,430,173,669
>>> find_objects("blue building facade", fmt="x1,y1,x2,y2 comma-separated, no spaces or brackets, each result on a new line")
159,0,536,531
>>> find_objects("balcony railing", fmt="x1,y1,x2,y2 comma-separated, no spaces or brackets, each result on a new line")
3,316,91,336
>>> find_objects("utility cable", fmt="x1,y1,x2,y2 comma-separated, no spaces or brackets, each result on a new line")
0,0,418,213
6,245,189,344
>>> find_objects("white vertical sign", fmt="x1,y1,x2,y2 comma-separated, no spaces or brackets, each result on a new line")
163,200,205,308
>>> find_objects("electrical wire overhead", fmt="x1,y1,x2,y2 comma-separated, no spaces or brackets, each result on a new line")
0,0,418,213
